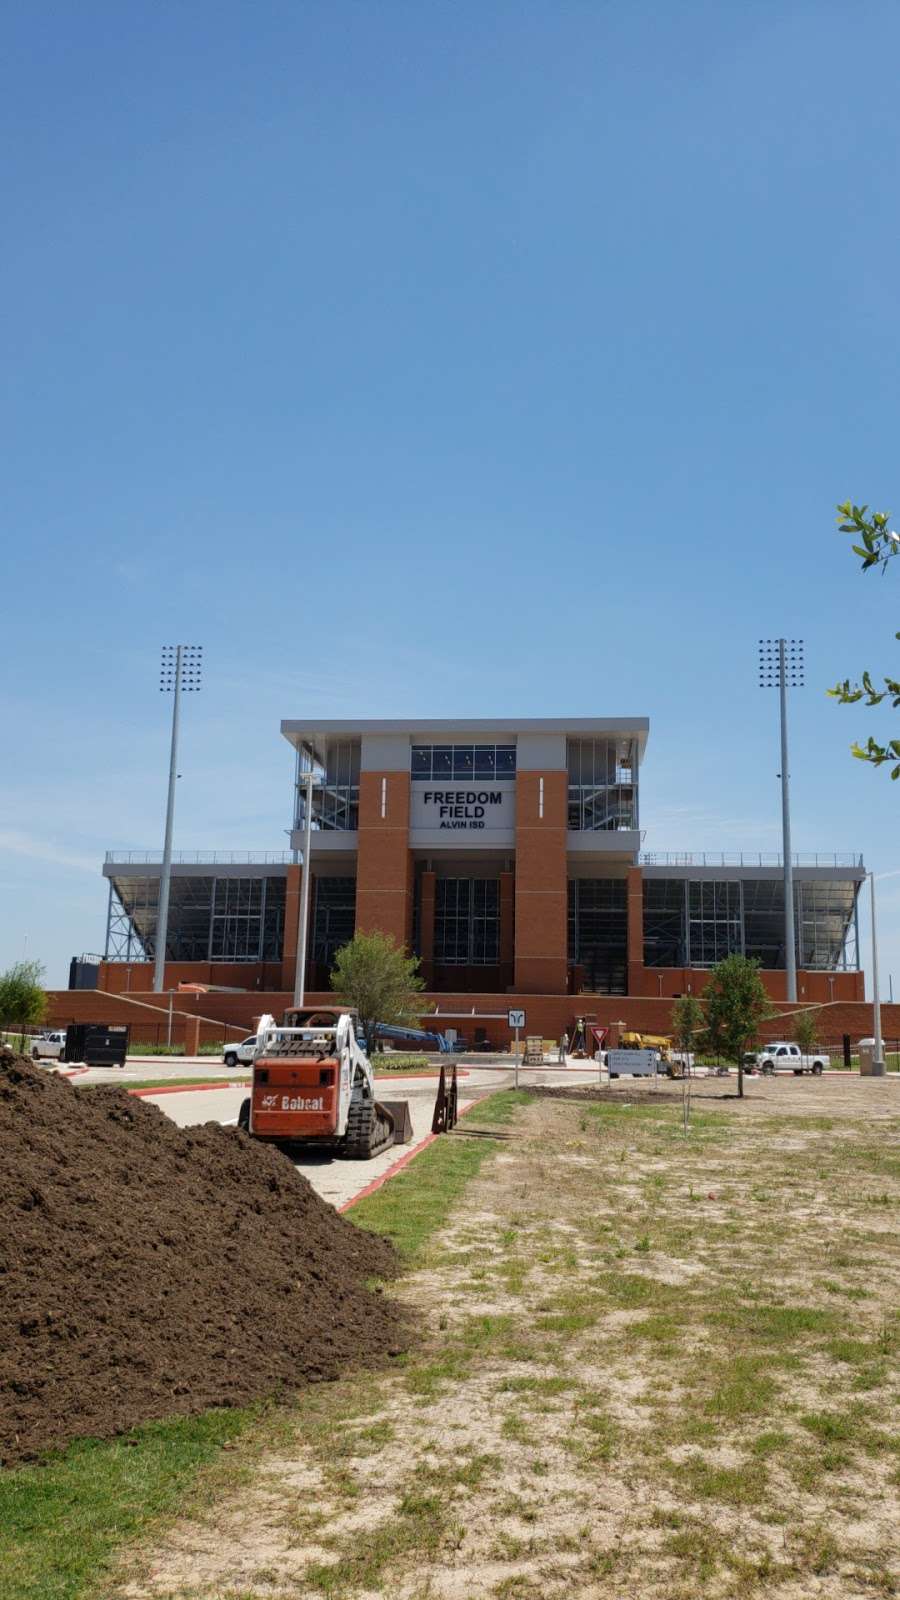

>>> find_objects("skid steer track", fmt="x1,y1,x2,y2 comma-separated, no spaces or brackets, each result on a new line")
341,1097,396,1160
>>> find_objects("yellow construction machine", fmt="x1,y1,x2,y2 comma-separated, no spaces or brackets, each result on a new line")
620,1030,686,1076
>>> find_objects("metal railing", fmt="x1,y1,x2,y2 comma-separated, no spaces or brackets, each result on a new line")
639,852,864,869
104,848,864,870
104,850,294,866
567,785,638,832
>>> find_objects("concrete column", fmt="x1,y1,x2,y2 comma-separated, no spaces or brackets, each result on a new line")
514,771,568,993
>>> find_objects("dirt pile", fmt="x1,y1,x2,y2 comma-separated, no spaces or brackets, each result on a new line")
0,1053,411,1465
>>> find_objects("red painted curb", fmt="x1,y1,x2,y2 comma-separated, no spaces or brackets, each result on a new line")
339,1100,479,1212
374,1068,470,1083
128,1081,249,1098
339,1132,439,1211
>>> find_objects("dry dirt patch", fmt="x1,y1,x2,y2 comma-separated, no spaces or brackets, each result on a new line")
117,1085,900,1600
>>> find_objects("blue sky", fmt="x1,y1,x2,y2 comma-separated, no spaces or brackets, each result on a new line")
3,0,900,991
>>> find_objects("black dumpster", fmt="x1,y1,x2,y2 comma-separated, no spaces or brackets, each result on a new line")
64,1023,130,1067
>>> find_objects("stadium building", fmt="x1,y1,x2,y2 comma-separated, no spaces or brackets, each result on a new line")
86,718,866,1044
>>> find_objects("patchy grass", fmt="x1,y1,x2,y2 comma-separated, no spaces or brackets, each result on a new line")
105,1079,900,1599
350,1089,528,1257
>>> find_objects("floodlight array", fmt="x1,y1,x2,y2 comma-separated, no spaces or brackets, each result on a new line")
159,645,204,692
758,638,804,689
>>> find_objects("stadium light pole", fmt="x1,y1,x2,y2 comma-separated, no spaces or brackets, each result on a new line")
154,645,203,993
758,639,804,1003
869,871,885,1075
292,754,315,1008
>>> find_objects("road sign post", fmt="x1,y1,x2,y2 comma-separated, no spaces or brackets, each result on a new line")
508,1009,526,1089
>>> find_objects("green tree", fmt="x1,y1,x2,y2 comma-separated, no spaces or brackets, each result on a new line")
671,991,705,1136
829,500,900,776
671,992,705,1063
702,954,773,1099
330,930,426,1054
792,1007,821,1058
0,960,48,1048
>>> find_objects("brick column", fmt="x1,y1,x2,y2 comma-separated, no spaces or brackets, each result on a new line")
184,1015,201,1056
356,771,413,950
280,863,303,991
514,771,568,993
627,865,644,996
419,870,436,985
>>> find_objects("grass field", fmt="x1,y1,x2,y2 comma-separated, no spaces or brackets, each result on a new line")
121,1078,250,1092
112,1077,900,1600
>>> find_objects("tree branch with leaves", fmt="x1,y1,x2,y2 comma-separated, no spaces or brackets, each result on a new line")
702,954,773,1099
0,960,48,1050
330,930,426,1055
829,500,900,776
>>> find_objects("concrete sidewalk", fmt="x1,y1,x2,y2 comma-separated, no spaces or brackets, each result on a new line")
135,1076,462,1210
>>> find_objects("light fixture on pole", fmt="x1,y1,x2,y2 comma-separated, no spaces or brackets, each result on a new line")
758,638,804,1003
154,645,203,994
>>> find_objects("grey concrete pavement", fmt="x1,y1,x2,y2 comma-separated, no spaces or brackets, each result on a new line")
65,1056,635,1213
133,1073,471,1209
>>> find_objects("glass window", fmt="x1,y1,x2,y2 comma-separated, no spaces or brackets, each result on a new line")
307,741,360,831
434,878,500,965
567,878,627,993
211,876,264,961
642,878,686,967
797,879,858,970
688,880,741,965
410,744,517,780
311,877,356,972
567,738,637,830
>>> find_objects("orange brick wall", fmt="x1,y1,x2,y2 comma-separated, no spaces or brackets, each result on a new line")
515,771,568,992
94,776,865,1016
43,985,890,1051
355,771,413,950
625,965,864,1003
97,960,285,994
280,863,303,990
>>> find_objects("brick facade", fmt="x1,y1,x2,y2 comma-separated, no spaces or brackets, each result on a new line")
514,770,568,993
43,983,891,1053
355,771,413,949
95,842,864,1012
98,720,864,1024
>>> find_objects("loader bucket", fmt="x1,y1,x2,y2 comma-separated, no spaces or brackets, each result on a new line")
376,1099,414,1145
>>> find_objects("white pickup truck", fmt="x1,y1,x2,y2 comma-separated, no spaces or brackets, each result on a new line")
747,1041,828,1076
222,1036,259,1068
30,1030,67,1061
